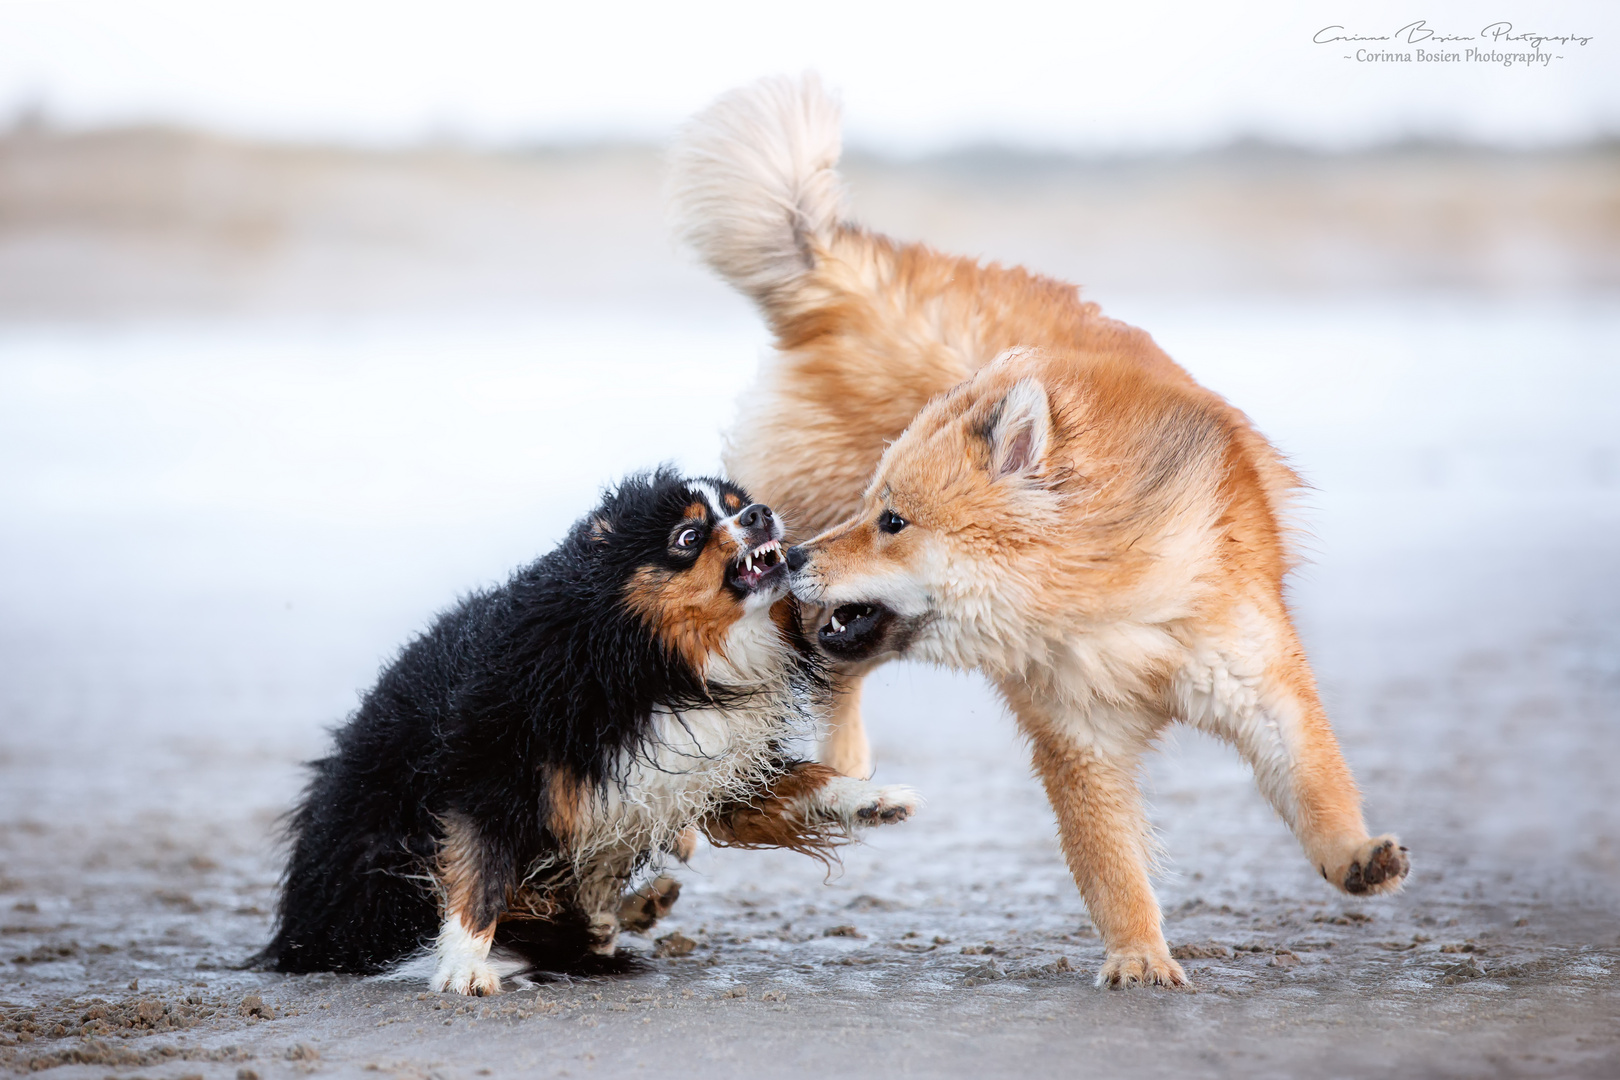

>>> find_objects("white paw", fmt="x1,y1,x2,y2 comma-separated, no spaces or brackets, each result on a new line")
430,956,502,996
816,777,923,827
431,916,501,995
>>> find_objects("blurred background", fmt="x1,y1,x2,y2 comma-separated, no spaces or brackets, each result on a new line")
1,0,1617,988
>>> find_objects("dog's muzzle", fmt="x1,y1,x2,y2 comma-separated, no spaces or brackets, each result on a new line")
786,545,900,661
724,503,786,595
814,601,897,659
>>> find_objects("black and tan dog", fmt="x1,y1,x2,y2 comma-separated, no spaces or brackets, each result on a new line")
259,469,918,994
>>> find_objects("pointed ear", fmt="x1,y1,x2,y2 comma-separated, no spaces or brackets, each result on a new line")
983,377,1050,481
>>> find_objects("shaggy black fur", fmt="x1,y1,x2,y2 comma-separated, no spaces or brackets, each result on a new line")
257,468,818,977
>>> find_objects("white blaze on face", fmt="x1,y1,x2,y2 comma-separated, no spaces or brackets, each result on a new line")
698,484,787,611
690,482,728,521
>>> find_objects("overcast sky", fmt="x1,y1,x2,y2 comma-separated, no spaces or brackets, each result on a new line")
1,0,1615,152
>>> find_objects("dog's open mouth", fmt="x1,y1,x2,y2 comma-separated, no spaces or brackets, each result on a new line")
726,539,786,593
817,602,895,657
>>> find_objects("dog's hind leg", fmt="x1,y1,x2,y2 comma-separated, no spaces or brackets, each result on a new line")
1176,612,1409,898
431,812,515,996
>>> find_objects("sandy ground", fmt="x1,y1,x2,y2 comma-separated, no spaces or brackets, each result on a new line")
0,139,1617,1076
2,555,1617,1080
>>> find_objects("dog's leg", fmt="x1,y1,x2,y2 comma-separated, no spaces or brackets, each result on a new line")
1178,619,1409,898
617,876,681,934
704,762,920,851
1014,700,1186,989
796,768,922,828
430,812,514,996
575,861,635,956
822,664,877,779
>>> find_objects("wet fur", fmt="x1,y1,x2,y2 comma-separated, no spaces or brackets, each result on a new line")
257,469,915,991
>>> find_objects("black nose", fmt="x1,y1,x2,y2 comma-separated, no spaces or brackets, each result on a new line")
785,545,808,572
737,503,773,530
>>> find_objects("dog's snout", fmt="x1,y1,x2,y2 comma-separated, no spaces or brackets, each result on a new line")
737,503,772,531
785,545,809,572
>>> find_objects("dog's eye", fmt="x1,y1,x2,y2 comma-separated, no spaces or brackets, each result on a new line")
877,509,908,534
674,526,703,550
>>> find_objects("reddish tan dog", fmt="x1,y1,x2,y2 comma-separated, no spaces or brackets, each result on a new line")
670,75,1409,988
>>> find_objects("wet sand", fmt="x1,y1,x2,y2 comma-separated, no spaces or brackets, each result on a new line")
2,535,1618,1078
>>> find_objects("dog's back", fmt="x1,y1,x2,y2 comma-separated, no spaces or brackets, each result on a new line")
261,593,514,974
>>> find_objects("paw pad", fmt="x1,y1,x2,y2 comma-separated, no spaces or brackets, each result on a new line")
1343,839,1410,894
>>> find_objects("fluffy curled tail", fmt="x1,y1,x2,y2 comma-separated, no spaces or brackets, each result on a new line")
667,73,847,309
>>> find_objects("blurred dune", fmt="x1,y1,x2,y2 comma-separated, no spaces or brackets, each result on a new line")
0,126,1616,320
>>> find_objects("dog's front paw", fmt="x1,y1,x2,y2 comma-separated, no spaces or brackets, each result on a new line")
812,777,923,828
618,875,682,934
1097,946,1187,989
1337,835,1409,896
586,912,620,956
431,957,501,997
853,784,922,825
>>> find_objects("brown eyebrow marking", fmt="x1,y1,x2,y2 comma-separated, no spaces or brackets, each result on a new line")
684,500,709,520
723,493,743,510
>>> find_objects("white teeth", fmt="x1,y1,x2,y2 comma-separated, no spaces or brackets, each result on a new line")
740,539,780,574
830,615,844,632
